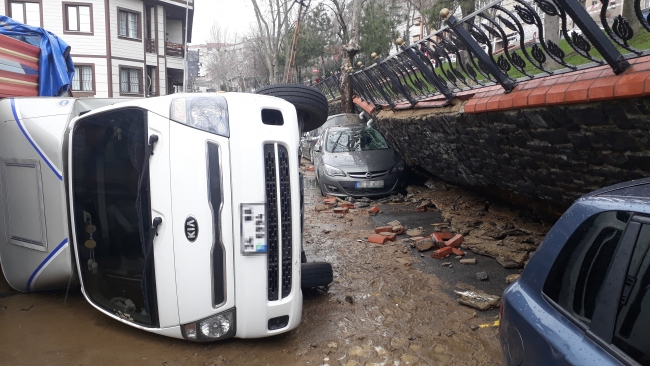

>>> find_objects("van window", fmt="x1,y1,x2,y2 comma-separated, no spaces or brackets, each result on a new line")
544,211,630,326
613,223,650,363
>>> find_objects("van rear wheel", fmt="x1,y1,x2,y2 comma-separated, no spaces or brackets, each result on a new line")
301,262,333,289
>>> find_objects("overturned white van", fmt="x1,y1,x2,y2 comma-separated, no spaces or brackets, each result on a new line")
0,88,331,341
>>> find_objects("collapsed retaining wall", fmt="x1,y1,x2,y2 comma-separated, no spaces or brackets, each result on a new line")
372,97,650,216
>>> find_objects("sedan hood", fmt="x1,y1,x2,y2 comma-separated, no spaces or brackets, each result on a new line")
322,149,400,172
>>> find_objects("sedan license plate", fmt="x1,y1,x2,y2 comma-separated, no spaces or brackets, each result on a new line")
355,180,384,189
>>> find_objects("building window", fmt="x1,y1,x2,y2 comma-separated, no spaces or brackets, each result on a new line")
72,65,94,93
9,1,41,27
64,3,93,33
118,9,140,39
120,67,141,94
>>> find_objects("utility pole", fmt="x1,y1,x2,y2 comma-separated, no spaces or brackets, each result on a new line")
183,0,189,93
285,0,308,84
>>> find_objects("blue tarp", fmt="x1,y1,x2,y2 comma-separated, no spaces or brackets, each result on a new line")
0,16,74,97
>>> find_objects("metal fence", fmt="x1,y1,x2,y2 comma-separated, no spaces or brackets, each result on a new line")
314,74,342,101
339,0,650,108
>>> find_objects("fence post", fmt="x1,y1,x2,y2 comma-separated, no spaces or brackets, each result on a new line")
554,0,629,74
442,9,516,93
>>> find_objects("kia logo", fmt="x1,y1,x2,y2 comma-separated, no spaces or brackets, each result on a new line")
185,216,198,242
365,172,373,179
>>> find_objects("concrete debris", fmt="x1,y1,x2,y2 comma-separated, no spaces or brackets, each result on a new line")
315,204,329,212
455,256,463,259
355,202,370,208
415,238,435,252
392,225,405,235
389,194,404,203
506,274,521,284
460,258,477,265
345,293,354,304
360,197,371,203
442,262,452,267
454,290,500,311
406,229,424,237
377,198,389,204
345,196,357,203
379,232,397,241
386,220,402,227
476,271,489,281
424,179,437,190
395,258,412,266
445,330,455,337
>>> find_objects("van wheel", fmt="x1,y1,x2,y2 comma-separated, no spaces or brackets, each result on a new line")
301,262,333,289
254,84,328,132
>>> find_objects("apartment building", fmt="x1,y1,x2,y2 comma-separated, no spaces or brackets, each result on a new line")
0,0,194,98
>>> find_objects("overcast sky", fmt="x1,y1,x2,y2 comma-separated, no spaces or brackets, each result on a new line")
191,0,256,45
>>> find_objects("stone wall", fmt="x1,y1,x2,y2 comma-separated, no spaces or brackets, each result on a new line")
373,97,650,215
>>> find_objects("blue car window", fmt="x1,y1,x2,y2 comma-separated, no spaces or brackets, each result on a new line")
543,211,630,326
613,224,650,364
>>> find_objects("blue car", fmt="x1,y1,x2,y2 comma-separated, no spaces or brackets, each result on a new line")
500,178,650,365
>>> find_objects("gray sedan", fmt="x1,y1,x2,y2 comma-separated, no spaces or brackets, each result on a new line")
313,124,405,197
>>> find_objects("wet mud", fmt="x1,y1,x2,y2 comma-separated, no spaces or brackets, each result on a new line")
0,164,522,365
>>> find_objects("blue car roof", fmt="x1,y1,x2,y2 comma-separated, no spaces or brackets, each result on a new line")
582,177,650,200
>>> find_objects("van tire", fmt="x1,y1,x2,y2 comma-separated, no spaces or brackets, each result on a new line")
254,84,328,132
301,262,333,289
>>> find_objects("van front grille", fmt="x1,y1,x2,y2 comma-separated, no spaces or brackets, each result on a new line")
264,144,293,301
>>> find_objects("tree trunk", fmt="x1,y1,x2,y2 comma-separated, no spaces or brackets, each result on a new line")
543,13,561,70
340,0,362,113
623,0,641,35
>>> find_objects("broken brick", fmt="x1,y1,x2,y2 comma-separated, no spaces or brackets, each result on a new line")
315,204,329,212
306,166,314,171
368,207,380,216
431,246,453,259
368,234,388,244
375,226,393,234
444,234,464,248
410,236,425,242
392,225,405,235
333,207,349,214
451,248,465,256
460,258,477,265
323,198,337,205
431,232,453,243
340,203,355,209
416,205,427,212
379,232,397,241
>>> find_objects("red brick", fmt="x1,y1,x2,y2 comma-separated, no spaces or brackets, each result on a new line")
527,86,551,107
588,76,618,101
340,203,355,209
511,90,533,108
556,73,581,84
431,246,453,259
451,248,465,256
379,232,397,241
473,97,491,113
333,207,349,214
614,71,650,98
375,226,392,234
444,234,464,248
545,83,571,105
431,232,453,243
520,79,542,90
498,94,514,110
368,235,388,244
323,198,337,205
410,236,425,242
486,94,505,111
368,207,380,216
575,69,603,82
306,166,314,171
564,79,596,103
464,98,479,113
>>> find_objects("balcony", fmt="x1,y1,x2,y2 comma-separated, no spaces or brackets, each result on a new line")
166,42,184,57
146,38,155,53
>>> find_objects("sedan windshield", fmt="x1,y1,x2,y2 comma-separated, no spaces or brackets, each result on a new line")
325,127,388,153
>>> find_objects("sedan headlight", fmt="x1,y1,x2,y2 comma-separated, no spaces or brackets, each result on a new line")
324,164,346,177
181,308,236,342
170,95,229,137
391,160,405,173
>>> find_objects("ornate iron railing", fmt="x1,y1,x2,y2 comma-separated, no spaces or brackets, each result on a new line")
314,74,341,101
344,0,650,108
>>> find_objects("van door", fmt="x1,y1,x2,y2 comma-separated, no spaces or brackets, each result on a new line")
68,108,178,328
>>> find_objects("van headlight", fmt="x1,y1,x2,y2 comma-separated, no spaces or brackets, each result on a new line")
170,95,230,137
181,308,236,342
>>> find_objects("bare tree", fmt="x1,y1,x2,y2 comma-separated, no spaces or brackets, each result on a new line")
250,0,295,83
202,22,242,90
339,0,364,113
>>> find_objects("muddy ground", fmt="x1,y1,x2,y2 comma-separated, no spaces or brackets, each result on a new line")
0,164,555,365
